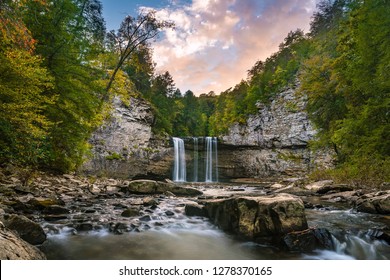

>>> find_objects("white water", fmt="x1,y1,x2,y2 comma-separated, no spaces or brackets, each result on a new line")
172,137,219,182
305,208,390,260
205,137,218,182
172,137,186,182
193,137,199,182
40,187,390,260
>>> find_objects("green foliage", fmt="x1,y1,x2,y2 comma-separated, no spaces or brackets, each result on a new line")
0,0,109,171
0,0,55,167
302,0,390,183
1,0,388,187
0,48,54,167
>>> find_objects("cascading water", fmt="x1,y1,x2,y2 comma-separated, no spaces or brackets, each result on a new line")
172,136,219,183
172,137,186,182
193,137,199,182
205,137,218,182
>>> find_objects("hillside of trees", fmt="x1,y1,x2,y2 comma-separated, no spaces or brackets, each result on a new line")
1,0,389,184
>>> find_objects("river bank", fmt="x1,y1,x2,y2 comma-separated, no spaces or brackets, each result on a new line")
0,169,389,260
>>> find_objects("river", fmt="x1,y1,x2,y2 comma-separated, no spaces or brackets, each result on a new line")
39,184,390,260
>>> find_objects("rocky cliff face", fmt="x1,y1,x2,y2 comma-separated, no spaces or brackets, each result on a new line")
218,84,333,178
83,84,332,180
81,96,172,179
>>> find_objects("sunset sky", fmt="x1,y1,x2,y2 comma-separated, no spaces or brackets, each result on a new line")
101,0,320,95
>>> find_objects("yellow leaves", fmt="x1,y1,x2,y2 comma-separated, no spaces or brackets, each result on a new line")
106,69,136,103
0,45,55,159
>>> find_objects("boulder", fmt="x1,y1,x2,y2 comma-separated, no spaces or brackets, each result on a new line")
316,184,354,195
205,193,308,241
143,197,159,207
0,226,46,260
27,197,65,210
366,228,390,244
304,180,333,192
355,191,390,214
42,205,70,215
121,180,202,196
185,203,207,217
282,228,334,252
121,208,140,217
4,214,46,245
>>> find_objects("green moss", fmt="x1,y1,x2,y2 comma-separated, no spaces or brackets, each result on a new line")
105,152,123,160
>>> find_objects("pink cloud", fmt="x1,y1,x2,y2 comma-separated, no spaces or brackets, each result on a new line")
148,0,319,95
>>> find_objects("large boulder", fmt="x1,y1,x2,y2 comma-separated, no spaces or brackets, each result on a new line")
355,191,390,214
4,214,46,245
0,224,46,260
120,180,202,196
185,202,207,217
204,193,308,241
282,228,334,252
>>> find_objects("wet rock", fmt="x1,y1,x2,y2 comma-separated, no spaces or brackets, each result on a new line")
106,186,120,194
121,208,140,217
185,203,207,217
42,205,70,215
7,200,32,213
366,228,390,244
304,180,333,191
14,185,34,195
0,226,46,260
283,228,334,252
164,191,176,197
75,223,93,232
43,215,68,221
322,191,358,203
4,214,46,245
143,197,159,207
316,184,354,195
27,197,65,210
303,201,314,209
205,193,308,241
113,203,127,209
165,210,175,216
355,190,390,214
110,222,128,234
139,215,152,222
121,180,202,196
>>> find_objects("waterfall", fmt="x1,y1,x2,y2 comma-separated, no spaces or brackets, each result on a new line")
172,137,186,182
172,136,218,183
205,137,218,182
193,137,198,182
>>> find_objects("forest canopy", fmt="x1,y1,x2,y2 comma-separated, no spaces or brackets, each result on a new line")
0,0,388,183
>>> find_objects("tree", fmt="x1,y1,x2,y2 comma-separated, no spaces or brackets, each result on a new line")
123,44,155,96
0,0,54,167
105,10,173,97
23,0,107,171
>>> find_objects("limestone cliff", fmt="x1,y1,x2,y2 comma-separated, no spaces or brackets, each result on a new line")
83,85,332,180
218,84,333,178
81,96,172,179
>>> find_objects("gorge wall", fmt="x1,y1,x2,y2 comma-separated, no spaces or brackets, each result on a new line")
82,85,333,180
218,84,333,179
81,96,173,179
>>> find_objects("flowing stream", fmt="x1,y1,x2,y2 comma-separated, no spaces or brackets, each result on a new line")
39,184,390,260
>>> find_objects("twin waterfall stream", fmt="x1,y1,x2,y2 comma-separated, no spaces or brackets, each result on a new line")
173,137,219,183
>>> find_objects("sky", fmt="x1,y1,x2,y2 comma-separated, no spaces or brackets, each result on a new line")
100,0,320,95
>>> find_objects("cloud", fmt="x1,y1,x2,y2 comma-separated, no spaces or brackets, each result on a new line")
144,0,319,95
